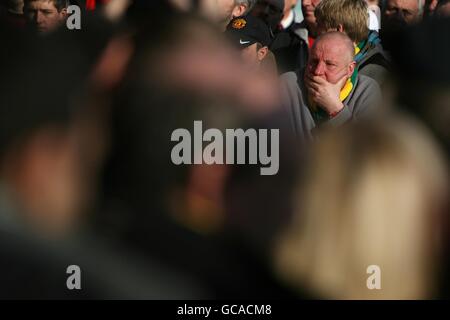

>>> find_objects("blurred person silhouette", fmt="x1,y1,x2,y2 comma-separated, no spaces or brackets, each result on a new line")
250,0,284,35
0,22,203,299
388,18,450,297
435,0,450,16
93,9,298,298
281,32,381,144
315,0,391,87
0,0,26,28
0,29,109,299
23,0,68,33
389,17,450,157
274,116,448,299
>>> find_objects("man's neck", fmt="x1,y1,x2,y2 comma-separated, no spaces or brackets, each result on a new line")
306,21,318,38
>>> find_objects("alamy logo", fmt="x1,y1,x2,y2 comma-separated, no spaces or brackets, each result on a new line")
171,121,279,175
366,265,381,290
66,265,81,290
66,5,81,30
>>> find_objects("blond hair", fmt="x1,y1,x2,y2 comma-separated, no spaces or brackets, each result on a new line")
274,115,448,299
315,0,369,43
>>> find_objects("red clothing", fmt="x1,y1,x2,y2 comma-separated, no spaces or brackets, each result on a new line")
86,0,111,11
308,36,315,49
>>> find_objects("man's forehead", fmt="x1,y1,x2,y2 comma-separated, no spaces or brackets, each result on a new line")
312,39,350,60
387,0,419,10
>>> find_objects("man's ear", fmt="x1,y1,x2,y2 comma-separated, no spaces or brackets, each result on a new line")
347,61,356,77
337,24,345,33
257,46,269,61
232,4,248,18
60,8,68,18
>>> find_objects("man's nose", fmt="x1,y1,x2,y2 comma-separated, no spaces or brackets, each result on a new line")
302,0,311,6
36,12,44,24
393,9,407,23
313,61,326,76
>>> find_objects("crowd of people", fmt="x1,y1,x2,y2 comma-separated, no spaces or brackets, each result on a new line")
0,0,449,299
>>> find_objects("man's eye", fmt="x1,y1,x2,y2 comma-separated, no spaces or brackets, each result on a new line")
403,10,413,17
387,7,397,14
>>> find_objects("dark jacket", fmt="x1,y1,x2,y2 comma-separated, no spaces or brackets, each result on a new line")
355,31,391,87
270,21,309,74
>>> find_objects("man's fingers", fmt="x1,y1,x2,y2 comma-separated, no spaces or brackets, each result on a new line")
311,76,327,85
309,88,320,99
336,74,349,88
306,81,320,91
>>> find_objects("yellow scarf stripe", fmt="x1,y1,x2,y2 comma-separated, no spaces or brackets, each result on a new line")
339,78,353,101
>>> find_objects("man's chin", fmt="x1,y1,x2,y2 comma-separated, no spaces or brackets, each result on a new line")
37,26,55,33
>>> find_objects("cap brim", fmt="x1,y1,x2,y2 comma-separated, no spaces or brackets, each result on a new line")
226,31,257,48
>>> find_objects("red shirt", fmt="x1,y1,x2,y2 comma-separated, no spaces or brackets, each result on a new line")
308,36,315,49
86,0,111,11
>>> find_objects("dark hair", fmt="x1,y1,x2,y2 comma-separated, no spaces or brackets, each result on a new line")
23,0,69,11
0,27,88,158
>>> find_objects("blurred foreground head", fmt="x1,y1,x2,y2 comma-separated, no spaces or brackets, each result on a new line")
436,0,450,17
274,116,448,299
99,10,282,234
0,29,107,237
381,0,424,48
389,17,450,155
3,0,24,14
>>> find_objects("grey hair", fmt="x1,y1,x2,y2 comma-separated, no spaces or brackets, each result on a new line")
235,0,258,13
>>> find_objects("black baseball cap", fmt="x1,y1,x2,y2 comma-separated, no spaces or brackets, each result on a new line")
225,15,272,48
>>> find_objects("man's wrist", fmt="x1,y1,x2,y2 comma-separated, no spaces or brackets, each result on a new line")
327,101,344,118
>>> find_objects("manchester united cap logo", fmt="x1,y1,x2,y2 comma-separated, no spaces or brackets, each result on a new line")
232,18,247,29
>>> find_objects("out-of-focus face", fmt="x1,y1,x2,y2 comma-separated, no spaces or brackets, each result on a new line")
301,0,322,27
215,0,240,29
383,0,423,25
24,0,67,33
306,37,354,85
6,0,24,14
250,0,284,31
436,2,450,17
